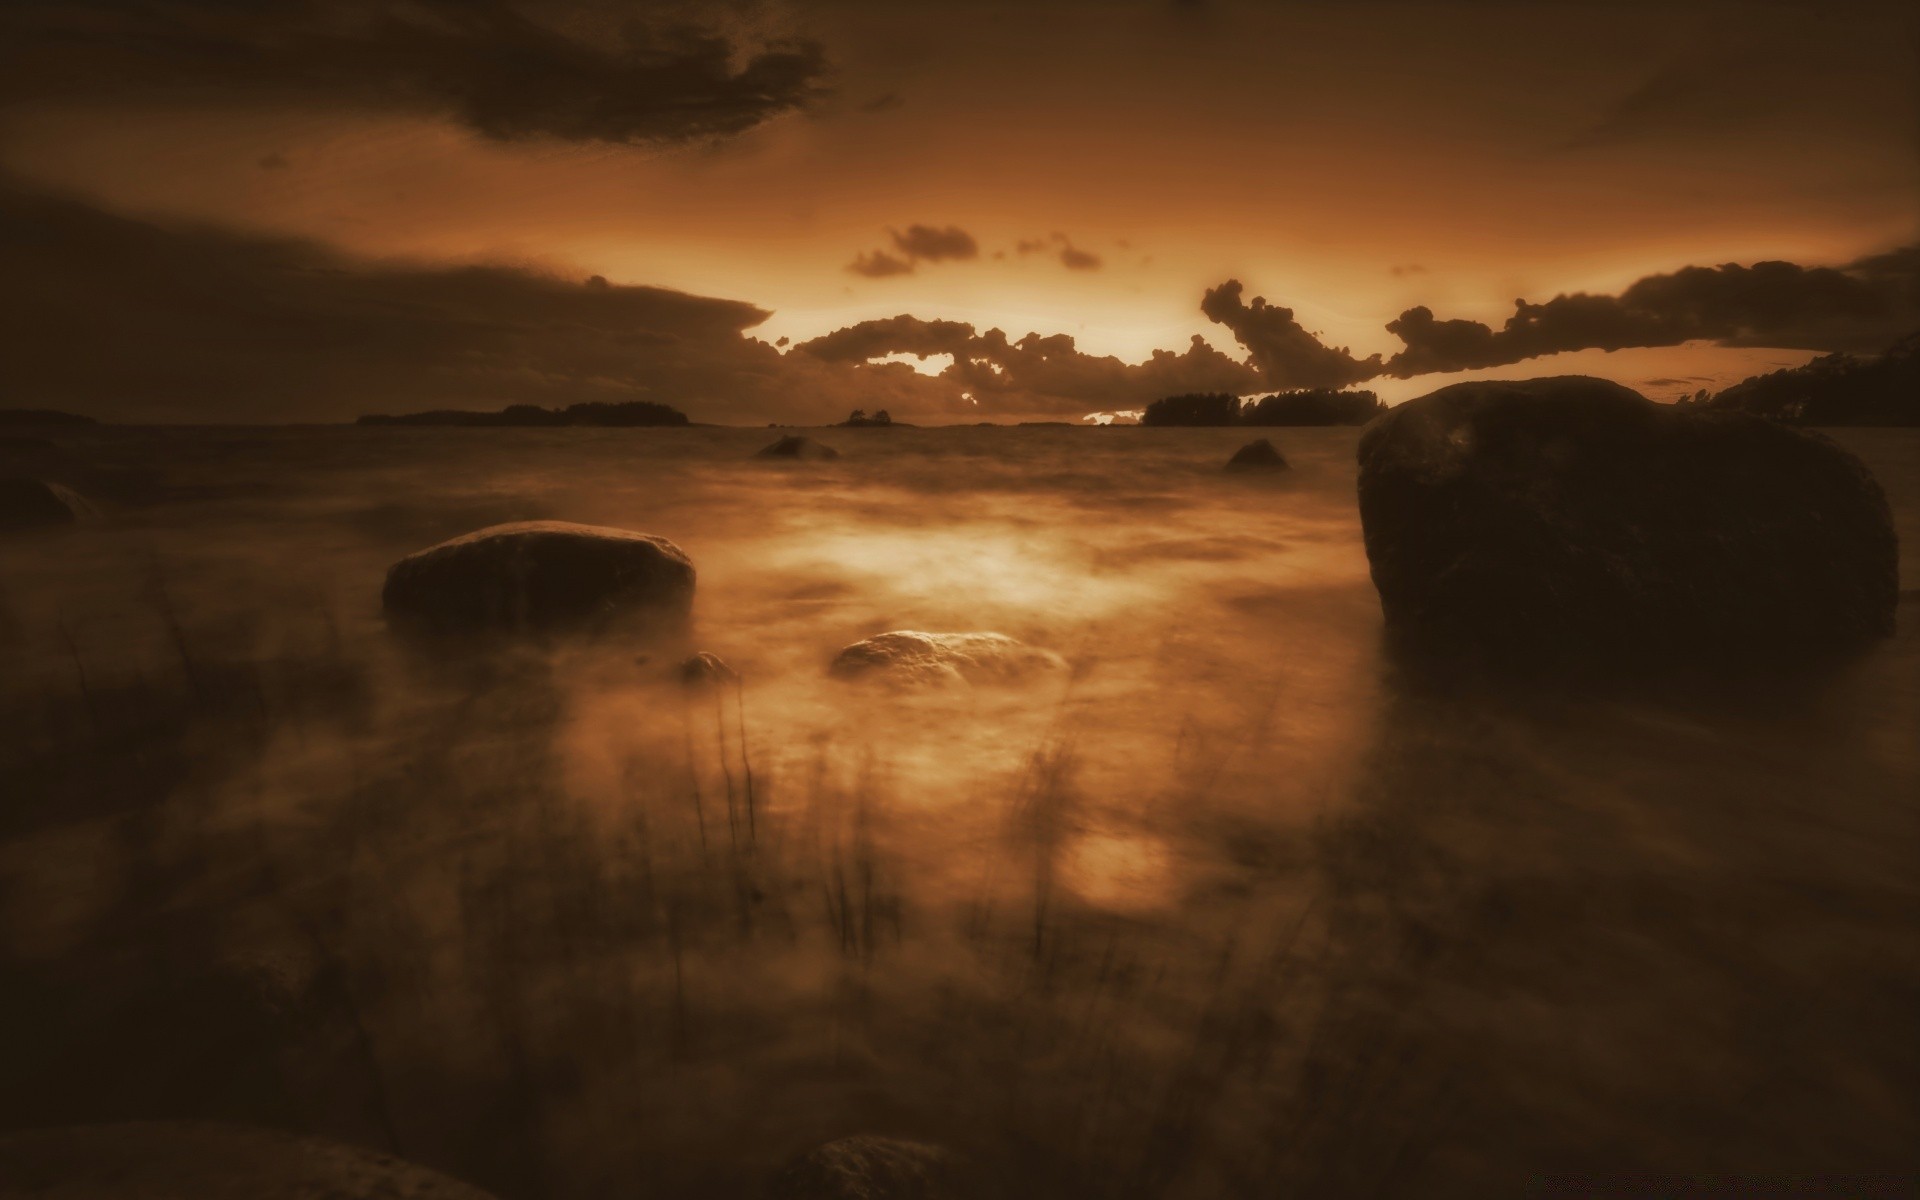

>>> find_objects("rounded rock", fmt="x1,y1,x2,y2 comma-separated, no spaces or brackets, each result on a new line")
1356,376,1898,675
757,436,840,461
830,631,1066,688
382,520,694,640
0,478,94,530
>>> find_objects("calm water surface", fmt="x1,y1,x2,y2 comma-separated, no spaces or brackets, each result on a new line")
2,425,1914,1197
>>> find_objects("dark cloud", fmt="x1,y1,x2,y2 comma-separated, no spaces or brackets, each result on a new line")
1200,281,1383,390
0,178,957,425
847,249,915,278
859,91,904,113
1059,244,1102,271
890,224,978,263
0,1,830,146
844,223,978,280
257,151,291,170
1380,255,1919,376
1015,239,1048,256
795,318,1259,413
797,315,979,363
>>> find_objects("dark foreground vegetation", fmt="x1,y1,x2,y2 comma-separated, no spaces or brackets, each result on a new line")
358,400,690,428
1702,331,1920,425
1142,390,1385,427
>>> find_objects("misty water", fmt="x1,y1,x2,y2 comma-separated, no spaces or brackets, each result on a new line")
2,425,1916,1197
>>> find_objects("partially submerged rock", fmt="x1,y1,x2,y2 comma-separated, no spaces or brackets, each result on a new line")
1225,438,1289,471
769,1135,975,1199
0,478,94,530
758,435,840,461
830,631,1066,687
0,1122,499,1199
382,520,694,640
1356,376,1898,675
678,650,740,688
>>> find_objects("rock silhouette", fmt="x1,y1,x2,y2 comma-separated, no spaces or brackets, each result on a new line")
0,1122,499,1199
758,435,841,460
1357,376,1898,675
830,631,1067,687
678,651,740,688
0,478,95,530
1225,438,1289,471
382,521,694,640
769,1135,976,1199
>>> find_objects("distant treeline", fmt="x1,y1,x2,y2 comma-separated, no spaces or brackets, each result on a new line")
357,401,690,427
1700,332,1919,426
1141,389,1385,427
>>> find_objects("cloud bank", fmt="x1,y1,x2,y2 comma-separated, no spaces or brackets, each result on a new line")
5,175,1913,424
0,0,829,146
0,179,951,425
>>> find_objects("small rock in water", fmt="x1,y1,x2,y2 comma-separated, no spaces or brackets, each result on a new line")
0,478,95,530
830,631,1066,687
1225,438,1289,471
757,435,840,461
678,651,740,688
769,1135,976,1199
381,520,695,640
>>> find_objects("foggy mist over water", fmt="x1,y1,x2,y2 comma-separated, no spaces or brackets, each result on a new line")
2,425,1916,1197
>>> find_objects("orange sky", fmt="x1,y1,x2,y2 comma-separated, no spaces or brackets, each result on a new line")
1,0,1916,419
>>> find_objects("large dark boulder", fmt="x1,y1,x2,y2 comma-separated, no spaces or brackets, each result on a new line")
830,631,1066,687
0,478,94,529
0,1122,499,1198
382,520,694,639
1356,376,1898,675
758,435,840,461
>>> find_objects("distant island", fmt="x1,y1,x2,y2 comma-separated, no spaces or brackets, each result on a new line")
1141,389,1386,427
0,408,97,427
837,409,914,428
357,401,689,427
1698,332,1918,426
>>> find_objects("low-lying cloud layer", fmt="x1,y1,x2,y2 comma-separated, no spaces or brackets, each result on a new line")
0,0,829,146
1381,257,1919,377
6,174,1914,424
795,319,1258,410
0,180,946,424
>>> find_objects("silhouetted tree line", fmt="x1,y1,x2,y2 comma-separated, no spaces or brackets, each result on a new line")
1141,389,1384,427
840,409,894,427
357,400,690,427
1701,332,1919,426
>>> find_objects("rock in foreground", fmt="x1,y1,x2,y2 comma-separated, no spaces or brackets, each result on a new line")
0,1122,499,1199
383,520,694,640
1225,438,1289,471
758,435,840,461
0,478,94,530
830,631,1066,687
1356,376,1898,674
769,1135,977,1199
